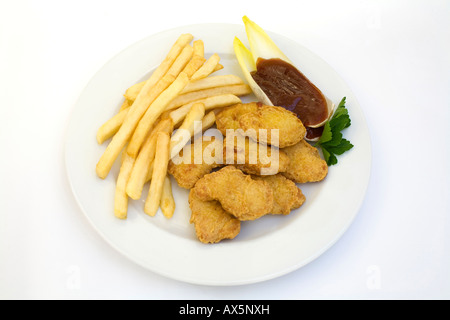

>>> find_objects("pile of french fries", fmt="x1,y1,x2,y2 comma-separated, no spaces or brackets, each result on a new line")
95,34,251,219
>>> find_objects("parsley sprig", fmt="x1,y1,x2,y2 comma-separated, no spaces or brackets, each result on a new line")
315,97,353,166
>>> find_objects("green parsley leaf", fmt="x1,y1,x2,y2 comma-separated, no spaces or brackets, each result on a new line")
330,113,351,132
318,121,333,144
326,138,353,155
321,146,330,163
315,97,353,166
321,147,337,166
332,97,348,119
323,130,342,147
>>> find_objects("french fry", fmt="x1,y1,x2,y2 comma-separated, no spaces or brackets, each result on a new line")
114,153,135,219
170,104,195,127
127,72,189,158
170,102,205,159
160,175,175,219
120,146,128,165
97,97,131,145
144,132,170,217
181,74,244,94
182,55,206,79
190,53,220,81
123,44,193,102
126,134,157,200
193,40,204,57
159,109,172,121
97,108,130,144
126,119,173,200
213,63,224,72
201,111,216,132
165,44,194,79
123,40,191,102
119,99,132,111
124,82,145,102
96,34,192,179
96,74,173,179
165,84,251,111
124,46,197,102
169,94,241,126
125,34,192,104
144,33,192,88
145,161,154,183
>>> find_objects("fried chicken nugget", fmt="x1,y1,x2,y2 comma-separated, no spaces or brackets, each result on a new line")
167,137,223,189
215,102,259,134
168,138,223,189
223,136,290,175
189,191,240,244
252,174,305,215
239,105,306,148
216,102,306,148
282,140,328,183
192,166,274,221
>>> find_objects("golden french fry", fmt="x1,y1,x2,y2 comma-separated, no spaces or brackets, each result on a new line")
201,111,216,132
200,93,242,111
126,119,173,200
123,45,193,102
160,175,175,219
139,33,192,93
114,153,135,219
165,44,194,79
170,104,195,127
126,34,192,104
126,135,156,200
165,84,251,111
190,53,220,81
119,99,132,111
144,132,170,217
182,55,206,79
193,40,204,57
213,63,224,72
96,34,192,179
170,102,205,158
124,82,145,102
96,74,173,179
124,45,192,106
120,146,128,165
170,94,241,126
159,109,172,121
97,108,130,144
145,161,154,183
181,74,244,94
127,72,189,158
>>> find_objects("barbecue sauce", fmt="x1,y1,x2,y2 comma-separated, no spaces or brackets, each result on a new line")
251,58,329,139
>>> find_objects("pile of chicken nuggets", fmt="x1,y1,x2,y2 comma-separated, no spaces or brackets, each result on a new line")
168,101,328,243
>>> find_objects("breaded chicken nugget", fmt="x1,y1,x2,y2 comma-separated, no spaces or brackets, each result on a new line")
216,102,305,148
215,102,259,134
252,174,306,215
223,136,290,175
168,138,223,189
281,140,328,183
189,191,240,244
192,166,274,221
238,105,306,148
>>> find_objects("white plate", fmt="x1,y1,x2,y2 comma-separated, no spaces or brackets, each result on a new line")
65,23,371,286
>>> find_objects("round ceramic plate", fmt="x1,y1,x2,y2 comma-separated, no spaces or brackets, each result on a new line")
65,23,371,286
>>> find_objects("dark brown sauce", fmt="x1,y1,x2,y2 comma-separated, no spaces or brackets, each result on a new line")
251,58,328,139
306,126,324,140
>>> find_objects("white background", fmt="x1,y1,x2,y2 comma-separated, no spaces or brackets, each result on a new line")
1,0,449,300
